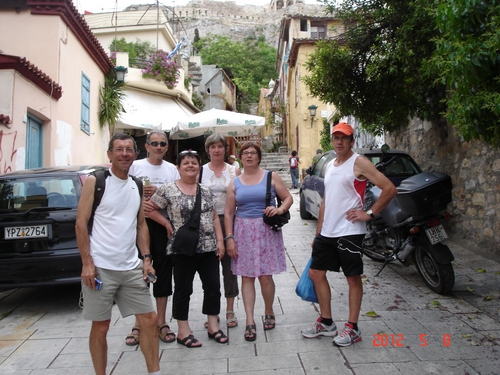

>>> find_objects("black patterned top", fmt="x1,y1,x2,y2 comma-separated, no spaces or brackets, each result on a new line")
151,182,217,255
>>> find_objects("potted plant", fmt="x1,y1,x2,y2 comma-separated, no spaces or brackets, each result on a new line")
141,49,180,89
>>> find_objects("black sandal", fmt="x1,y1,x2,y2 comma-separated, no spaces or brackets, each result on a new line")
176,334,202,348
263,314,276,330
244,324,257,341
207,329,228,344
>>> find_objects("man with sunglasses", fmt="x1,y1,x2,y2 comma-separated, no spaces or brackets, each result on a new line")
127,132,180,346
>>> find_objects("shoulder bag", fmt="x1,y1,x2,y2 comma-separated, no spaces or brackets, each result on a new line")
170,185,201,257
262,171,290,231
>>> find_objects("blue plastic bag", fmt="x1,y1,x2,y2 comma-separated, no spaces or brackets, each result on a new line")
295,258,318,303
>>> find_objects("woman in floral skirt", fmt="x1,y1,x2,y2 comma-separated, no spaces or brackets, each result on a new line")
224,142,293,341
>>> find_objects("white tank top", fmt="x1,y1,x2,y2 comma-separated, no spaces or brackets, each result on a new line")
321,153,367,238
90,169,141,271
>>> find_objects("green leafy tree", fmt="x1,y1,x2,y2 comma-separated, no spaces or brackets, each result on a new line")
431,0,500,145
194,28,200,46
98,71,126,136
319,118,334,153
305,0,500,146
194,34,276,110
109,38,155,64
304,1,446,137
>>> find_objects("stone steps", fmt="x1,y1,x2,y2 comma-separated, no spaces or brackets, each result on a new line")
260,152,292,186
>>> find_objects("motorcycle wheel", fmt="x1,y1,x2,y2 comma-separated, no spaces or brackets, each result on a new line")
299,192,313,220
414,246,454,294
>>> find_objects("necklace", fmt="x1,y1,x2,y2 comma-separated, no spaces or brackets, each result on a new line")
178,179,197,193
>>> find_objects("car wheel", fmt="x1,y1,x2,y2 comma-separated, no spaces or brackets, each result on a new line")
300,192,313,220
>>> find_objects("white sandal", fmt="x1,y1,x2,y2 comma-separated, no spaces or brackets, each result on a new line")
226,310,238,328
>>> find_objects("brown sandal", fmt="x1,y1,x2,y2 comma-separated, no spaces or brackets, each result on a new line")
125,326,140,346
263,315,276,330
244,324,257,341
158,323,176,343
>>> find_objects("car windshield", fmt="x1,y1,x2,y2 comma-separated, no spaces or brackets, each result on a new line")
0,175,82,213
364,154,421,177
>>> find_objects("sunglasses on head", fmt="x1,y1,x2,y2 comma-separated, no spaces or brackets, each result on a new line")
148,141,168,147
178,150,198,157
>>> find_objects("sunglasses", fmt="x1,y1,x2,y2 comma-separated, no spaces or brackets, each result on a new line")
148,141,168,147
178,150,198,156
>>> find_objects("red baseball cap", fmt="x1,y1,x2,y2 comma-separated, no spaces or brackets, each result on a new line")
331,122,354,136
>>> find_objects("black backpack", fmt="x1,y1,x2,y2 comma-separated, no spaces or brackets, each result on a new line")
87,169,143,234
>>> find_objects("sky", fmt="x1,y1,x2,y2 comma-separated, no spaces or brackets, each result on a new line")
75,0,320,14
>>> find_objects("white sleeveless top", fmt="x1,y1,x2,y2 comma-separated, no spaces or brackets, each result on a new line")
90,169,141,271
201,163,237,215
321,153,367,238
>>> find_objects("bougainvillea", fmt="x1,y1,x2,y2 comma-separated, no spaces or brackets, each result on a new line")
141,49,179,89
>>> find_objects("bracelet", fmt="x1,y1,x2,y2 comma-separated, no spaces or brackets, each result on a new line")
224,235,234,241
143,254,153,260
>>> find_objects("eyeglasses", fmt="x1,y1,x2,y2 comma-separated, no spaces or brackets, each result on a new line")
178,150,198,157
111,148,137,154
148,141,167,147
241,151,257,156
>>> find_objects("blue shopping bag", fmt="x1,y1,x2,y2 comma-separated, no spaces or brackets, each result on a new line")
295,258,318,303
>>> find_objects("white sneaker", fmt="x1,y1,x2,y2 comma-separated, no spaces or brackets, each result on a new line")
332,323,362,346
301,318,338,338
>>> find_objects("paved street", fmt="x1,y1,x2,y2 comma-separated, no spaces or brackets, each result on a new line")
0,191,499,374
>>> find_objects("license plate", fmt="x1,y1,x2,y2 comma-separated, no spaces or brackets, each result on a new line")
425,225,448,245
4,225,49,240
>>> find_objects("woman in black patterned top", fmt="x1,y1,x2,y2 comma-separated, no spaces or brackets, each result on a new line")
147,150,227,348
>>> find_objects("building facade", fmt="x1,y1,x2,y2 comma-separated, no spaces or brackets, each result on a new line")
0,0,113,172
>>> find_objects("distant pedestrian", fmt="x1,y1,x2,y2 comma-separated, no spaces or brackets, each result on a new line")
289,150,300,189
312,149,322,165
228,155,240,170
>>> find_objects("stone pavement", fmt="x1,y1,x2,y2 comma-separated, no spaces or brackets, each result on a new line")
1,191,500,374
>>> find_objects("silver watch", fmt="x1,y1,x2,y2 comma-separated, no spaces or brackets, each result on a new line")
365,209,375,218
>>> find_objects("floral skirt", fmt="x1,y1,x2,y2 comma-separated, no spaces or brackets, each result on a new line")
232,217,286,277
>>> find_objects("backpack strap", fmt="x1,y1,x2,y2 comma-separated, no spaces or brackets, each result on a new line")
87,170,143,234
88,169,110,235
130,175,143,197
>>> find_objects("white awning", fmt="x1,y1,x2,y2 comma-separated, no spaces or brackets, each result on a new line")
117,89,196,132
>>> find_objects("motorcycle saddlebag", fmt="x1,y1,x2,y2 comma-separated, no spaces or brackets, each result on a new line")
395,172,452,217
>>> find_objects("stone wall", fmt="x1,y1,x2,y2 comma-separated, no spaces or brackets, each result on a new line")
385,120,500,255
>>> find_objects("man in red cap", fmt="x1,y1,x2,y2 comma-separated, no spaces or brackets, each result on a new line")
301,122,397,346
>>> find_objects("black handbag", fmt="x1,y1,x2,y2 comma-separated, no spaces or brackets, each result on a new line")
263,171,290,231
170,185,201,257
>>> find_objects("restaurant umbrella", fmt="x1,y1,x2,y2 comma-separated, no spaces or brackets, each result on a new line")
169,108,265,140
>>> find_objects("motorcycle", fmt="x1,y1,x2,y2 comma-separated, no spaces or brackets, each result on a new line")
363,156,455,295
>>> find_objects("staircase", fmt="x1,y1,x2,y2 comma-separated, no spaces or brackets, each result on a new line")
259,152,292,187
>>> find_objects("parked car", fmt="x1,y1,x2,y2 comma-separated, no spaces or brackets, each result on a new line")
299,148,422,219
0,165,109,290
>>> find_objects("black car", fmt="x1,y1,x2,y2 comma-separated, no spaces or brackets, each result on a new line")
299,148,422,219
0,165,108,290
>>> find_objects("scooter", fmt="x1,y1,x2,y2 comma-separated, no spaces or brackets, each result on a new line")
363,158,455,295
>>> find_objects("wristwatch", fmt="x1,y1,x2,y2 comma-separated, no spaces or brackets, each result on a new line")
143,254,153,260
365,209,375,218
